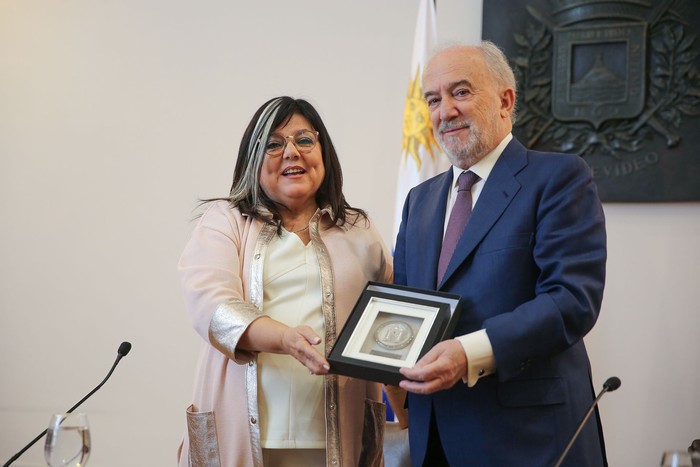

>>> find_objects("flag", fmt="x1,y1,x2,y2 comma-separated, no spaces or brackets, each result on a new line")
385,0,448,423
392,0,450,242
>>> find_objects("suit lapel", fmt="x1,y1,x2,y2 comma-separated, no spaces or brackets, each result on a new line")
438,139,528,288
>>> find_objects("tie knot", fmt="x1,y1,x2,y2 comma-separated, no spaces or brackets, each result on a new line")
458,171,479,192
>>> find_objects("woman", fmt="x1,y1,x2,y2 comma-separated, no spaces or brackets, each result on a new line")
177,96,393,467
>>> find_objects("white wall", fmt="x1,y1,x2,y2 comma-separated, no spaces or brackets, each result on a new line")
0,1,697,466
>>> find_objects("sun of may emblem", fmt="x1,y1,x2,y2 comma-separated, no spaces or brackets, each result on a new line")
402,68,440,170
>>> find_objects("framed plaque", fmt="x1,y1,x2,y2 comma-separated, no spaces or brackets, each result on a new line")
328,282,462,385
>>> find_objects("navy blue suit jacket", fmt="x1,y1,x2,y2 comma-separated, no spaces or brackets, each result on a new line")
394,138,607,466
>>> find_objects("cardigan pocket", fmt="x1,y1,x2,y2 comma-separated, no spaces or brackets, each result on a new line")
186,404,222,467
358,398,386,467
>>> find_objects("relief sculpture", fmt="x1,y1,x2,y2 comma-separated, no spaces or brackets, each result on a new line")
483,0,700,201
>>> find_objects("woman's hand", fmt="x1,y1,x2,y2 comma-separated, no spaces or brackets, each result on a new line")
282,325,330,375
239,317,329,374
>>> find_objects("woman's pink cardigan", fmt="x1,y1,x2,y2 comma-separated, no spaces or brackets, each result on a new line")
177,201,393,467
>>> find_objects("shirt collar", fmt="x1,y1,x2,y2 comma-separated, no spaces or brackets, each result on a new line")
450,133,512,187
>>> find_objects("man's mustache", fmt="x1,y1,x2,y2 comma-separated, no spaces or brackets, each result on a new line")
439,120,470,133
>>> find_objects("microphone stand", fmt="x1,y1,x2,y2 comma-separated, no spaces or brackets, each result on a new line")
3,342,131,467
553,376,621,467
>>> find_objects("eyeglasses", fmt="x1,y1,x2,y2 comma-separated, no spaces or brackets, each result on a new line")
263,130,319,157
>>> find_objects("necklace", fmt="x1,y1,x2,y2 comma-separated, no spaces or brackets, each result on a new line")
291,225,309,233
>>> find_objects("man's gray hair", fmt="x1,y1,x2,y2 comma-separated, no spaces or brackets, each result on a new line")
480,41,517,124
426,40,518,124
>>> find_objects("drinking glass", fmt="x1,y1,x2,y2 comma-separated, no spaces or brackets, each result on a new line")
660,450,693,467
44,413,91,467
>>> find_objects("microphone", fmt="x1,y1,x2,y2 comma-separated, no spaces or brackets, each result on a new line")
553,376,621,467
3,342,132,467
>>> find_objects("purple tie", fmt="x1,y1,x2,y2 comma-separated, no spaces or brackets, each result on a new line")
437,171,480,283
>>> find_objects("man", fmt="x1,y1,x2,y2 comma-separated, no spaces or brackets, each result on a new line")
394,41,607,466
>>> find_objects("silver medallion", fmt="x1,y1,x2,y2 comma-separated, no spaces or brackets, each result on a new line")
374,320,414,350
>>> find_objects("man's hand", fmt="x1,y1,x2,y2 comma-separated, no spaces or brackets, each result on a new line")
398,339,467,394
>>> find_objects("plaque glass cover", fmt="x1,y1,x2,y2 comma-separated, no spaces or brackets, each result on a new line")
328,282,462,385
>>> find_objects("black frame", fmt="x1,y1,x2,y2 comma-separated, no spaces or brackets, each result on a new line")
328,282,462,385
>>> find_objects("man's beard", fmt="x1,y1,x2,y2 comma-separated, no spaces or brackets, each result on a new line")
437,114,499,168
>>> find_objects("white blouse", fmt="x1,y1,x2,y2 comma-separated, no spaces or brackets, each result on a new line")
257,230,326,449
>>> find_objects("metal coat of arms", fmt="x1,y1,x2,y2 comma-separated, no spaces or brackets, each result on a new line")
483,0,700,201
